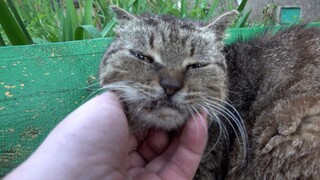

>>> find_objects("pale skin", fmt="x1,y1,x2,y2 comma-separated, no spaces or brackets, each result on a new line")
5,92,208,180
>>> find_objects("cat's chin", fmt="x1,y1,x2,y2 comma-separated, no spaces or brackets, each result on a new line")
130,106,189,131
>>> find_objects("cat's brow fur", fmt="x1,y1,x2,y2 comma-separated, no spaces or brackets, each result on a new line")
99,6,320,179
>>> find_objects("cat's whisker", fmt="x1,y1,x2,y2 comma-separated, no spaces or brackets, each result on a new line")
83,82,100,89
206,96,248,145
192,102,228,153
191,105,230,159
210,86,239,97
132,102,146,119
181,93,232,148
200,102,230,143
208,96,245,126
106,81,157,99
129,103,143,124
206,113,226,157
136,103,145,113
188,106,200,143
194,106,209,135
203,97,248,162
79,87,109,105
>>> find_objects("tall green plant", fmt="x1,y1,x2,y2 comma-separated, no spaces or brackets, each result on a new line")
0,0,33,45
0,33,5,46
234,0,251,28
54,0,115,40
0,0,253,46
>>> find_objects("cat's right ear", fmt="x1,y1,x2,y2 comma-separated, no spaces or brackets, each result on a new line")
110,5,137,22
206,10,239,41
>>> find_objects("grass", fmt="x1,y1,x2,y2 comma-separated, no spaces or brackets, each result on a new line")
0,0,250,46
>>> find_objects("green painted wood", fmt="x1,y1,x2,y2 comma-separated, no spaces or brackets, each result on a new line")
0,38,113,176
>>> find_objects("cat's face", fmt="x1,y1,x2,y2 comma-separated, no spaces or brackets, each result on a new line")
99,7,238,131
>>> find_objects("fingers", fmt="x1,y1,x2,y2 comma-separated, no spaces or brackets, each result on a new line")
5,92,129,180
159,111,208,179
48,91,129,160
61,91,126,129
128,111,208,180
128,151,147,168
128,130,169,170
127,130,172,178
137,130,169,162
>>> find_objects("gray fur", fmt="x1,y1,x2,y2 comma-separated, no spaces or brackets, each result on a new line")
99,7,320,179
224,26,320,179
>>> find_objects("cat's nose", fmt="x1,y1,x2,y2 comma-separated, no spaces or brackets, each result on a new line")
160,77,182,96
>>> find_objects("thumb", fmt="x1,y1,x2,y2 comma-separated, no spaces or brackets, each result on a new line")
160,111,208,179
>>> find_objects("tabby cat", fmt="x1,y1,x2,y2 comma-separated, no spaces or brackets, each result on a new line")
98,6,320,179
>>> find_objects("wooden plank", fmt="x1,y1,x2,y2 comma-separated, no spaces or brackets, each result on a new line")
0,38,113,176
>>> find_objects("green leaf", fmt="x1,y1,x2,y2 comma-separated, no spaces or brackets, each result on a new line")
0,32,6,46
227,0,233,11
237,0,248,12
74,25,102,40
66,0,79,41
32,38,51,44
101,18,116,37
6,0,33,44
193,0,200,10
181,0,187,17
83,0,94,25
132,0,145,14
205,0,219,20
97,0,109,17
82,0,94,39
0,0,32,45
235,10,251,28
139,0,147,14
156,0,168,13
52,0,66,41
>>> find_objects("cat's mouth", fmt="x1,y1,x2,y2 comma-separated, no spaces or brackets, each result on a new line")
145,99,179,110
118,92,190,130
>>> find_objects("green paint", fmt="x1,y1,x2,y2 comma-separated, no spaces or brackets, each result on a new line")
280,7,301,24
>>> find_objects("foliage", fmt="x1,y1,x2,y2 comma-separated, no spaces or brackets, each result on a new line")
0,0,250,46
0,0,33,45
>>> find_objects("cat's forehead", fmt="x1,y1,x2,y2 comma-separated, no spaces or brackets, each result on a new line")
116,14,215,43
113,14,222,66
140,14,200,30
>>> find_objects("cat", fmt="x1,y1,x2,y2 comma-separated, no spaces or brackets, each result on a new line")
98,6,320,179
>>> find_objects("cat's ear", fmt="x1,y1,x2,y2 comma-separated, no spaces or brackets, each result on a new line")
206,10,239,40
110,5,137,22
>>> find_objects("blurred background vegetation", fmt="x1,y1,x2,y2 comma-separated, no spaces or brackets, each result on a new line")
0,0,270,46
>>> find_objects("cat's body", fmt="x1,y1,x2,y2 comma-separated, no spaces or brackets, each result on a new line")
200,26,320,179
99,7,320,179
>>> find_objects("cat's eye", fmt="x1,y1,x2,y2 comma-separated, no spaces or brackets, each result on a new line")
187,63,208,69
130,50,154,63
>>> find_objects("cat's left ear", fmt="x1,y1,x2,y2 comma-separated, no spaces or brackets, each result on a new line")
110,5,137,22
206,10,239,41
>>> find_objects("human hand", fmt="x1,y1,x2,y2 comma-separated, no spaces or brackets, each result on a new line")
5,92,208,180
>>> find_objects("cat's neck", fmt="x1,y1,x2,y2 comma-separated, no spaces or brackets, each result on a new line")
224,39,265,127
